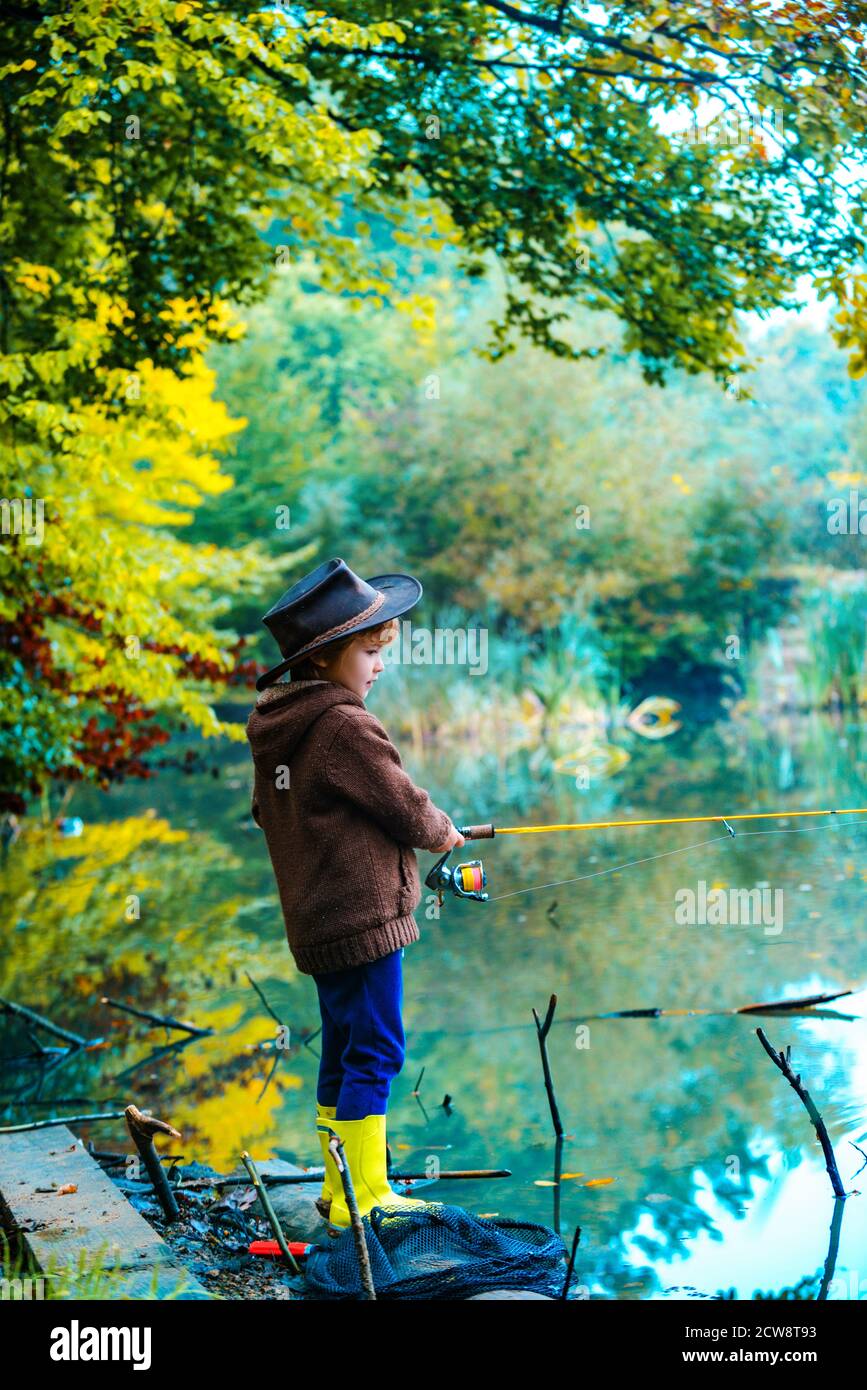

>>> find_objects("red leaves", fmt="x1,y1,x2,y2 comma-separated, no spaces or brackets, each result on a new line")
2,592,256,804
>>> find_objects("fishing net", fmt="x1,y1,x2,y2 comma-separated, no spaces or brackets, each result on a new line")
303,1202,567,1300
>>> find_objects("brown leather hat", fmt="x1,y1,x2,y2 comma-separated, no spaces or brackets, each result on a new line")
256,557,422,691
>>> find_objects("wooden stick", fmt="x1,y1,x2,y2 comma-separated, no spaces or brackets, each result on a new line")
109,1037,195,1085
23,1025,49,1055
0,997,89,1047
737,988,853,1014
551,1133,564,1234
755,1029,846,1199
244,972,285,1027
595,986,855,1021
149,1167,513,1190
256,1049,282,1104
124,1105,182,1221
327,1132,376,1300
0,1049,69,1064
0,1110,125,1133
850,1140,867,1180
533,994,563,1138
244,972,321,1054
241,1151,300,1275
817,1193,846,1301
101,997,211,1037
560,1226,582,1300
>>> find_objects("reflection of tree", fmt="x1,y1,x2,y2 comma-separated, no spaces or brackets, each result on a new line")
395,716,866,1295
3,711,861,1292
0,815,306,1169
718,1195,848,1299
395,1007,859,1297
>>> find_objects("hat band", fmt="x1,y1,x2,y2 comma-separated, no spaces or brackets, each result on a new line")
292,589,386,659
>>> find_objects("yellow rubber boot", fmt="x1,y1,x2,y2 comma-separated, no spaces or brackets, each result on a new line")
318,1113,431,1229
315,1102,339,1215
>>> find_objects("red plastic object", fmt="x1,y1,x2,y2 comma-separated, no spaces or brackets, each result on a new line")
249,1239,316,1258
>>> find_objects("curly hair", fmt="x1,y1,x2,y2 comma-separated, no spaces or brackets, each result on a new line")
289,617,399,681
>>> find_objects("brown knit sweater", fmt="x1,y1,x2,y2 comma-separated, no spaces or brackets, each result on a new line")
245,679,454,974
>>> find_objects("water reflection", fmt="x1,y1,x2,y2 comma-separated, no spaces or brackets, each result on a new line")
2,712,865,1298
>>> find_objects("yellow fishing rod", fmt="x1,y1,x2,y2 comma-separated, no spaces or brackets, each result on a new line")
424,806,867,906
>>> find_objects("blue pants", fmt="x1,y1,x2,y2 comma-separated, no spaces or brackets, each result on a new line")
312,948,406,1119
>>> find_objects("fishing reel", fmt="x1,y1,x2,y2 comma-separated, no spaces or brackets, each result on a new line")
424,823,495,906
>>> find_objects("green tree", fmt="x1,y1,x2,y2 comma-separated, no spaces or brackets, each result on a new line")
0,2,402,809
300,0,867,381
5,0,867,808
200,266,864,691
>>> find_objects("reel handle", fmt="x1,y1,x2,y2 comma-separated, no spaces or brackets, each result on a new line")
424,820,493,906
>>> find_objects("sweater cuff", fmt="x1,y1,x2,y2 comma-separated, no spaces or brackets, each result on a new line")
415,807,455,852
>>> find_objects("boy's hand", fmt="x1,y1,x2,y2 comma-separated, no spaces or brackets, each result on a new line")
430,823,466,853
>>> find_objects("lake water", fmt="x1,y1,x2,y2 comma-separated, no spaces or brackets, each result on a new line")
3,708,866,1300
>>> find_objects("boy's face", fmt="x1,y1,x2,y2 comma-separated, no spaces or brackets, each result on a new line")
314,634,384,700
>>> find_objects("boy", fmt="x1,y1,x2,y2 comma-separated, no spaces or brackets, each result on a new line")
246,558,464,1228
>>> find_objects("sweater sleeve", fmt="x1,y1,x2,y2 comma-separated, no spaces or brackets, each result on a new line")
325,711,454,850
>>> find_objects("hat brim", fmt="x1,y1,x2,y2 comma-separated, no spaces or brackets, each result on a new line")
254,572,422,691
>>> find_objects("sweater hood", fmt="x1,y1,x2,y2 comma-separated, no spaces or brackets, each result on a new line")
246,679,366,759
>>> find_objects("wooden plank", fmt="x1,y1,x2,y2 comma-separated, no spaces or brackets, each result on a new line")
0,1124,211,1300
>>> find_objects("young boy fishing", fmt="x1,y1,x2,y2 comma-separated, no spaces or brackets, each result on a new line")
246,557,465,1229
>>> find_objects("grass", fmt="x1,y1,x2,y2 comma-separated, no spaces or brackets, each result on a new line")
0,1225,212,1301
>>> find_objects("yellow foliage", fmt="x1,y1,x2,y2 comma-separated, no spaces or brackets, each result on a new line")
14,261,61,296
394,293,438,348
184,1078,302,1170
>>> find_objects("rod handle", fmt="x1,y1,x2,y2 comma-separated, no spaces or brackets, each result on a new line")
458,823,495,839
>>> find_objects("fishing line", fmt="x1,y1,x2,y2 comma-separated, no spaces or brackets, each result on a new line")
487,832,729,902
484,815,867,904
428,806,867,905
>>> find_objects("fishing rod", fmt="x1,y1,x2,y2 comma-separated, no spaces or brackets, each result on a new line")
424,806,867,907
